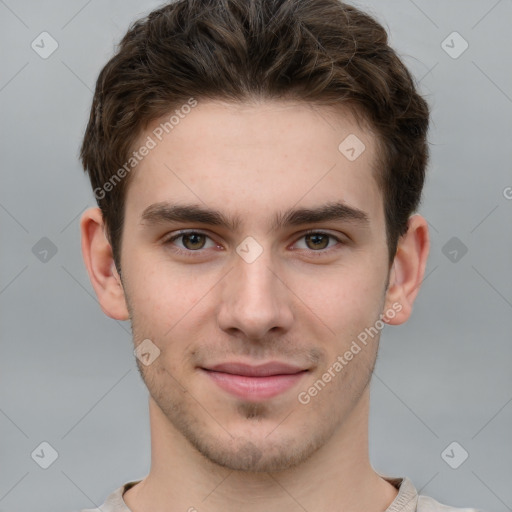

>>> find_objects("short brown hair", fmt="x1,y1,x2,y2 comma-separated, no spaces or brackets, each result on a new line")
80,0,429,271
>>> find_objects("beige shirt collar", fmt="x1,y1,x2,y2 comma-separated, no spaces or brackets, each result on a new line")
82,475,421,512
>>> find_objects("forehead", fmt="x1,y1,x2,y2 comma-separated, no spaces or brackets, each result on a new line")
125,99,384,232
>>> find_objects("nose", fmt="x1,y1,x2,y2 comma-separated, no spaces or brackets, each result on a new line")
216,247,294,341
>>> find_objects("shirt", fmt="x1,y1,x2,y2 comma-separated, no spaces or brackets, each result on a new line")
77,475,484,512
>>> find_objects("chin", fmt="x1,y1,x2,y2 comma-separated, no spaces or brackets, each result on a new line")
183,420,331,473
201,438,316,473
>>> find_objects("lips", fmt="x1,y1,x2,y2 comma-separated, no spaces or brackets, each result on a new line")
206,362,306,377
201,361,308,401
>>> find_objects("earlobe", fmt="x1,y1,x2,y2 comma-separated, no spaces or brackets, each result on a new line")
80,207,130,321
383,214,430,325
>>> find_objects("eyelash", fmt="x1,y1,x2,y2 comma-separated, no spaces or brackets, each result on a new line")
163,230,345,258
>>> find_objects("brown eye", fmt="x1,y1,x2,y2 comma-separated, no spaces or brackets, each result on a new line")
181,232,207,250
293,231,344,254
165,231,217,255
304,233,330,250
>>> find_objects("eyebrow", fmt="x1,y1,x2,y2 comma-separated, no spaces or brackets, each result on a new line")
140,201,370,232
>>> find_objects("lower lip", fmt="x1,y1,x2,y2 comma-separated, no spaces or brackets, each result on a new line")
202,369,307,400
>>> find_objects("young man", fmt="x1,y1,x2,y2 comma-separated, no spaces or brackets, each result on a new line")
78,1,481,511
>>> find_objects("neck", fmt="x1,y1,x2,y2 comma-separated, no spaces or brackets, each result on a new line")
124,388,398,512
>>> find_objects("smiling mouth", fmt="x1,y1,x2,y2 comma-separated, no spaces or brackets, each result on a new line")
201,361,309,400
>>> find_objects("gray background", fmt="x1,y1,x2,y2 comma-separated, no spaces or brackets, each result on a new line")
0,0,511,511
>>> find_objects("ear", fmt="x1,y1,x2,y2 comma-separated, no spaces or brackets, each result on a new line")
80,207,130,321
383,214,430,325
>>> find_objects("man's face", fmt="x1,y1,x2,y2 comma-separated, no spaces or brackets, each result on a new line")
119,100,392,472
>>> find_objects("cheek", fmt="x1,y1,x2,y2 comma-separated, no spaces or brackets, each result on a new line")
295,264,384,330
127,257,199,313
126,263,221,358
